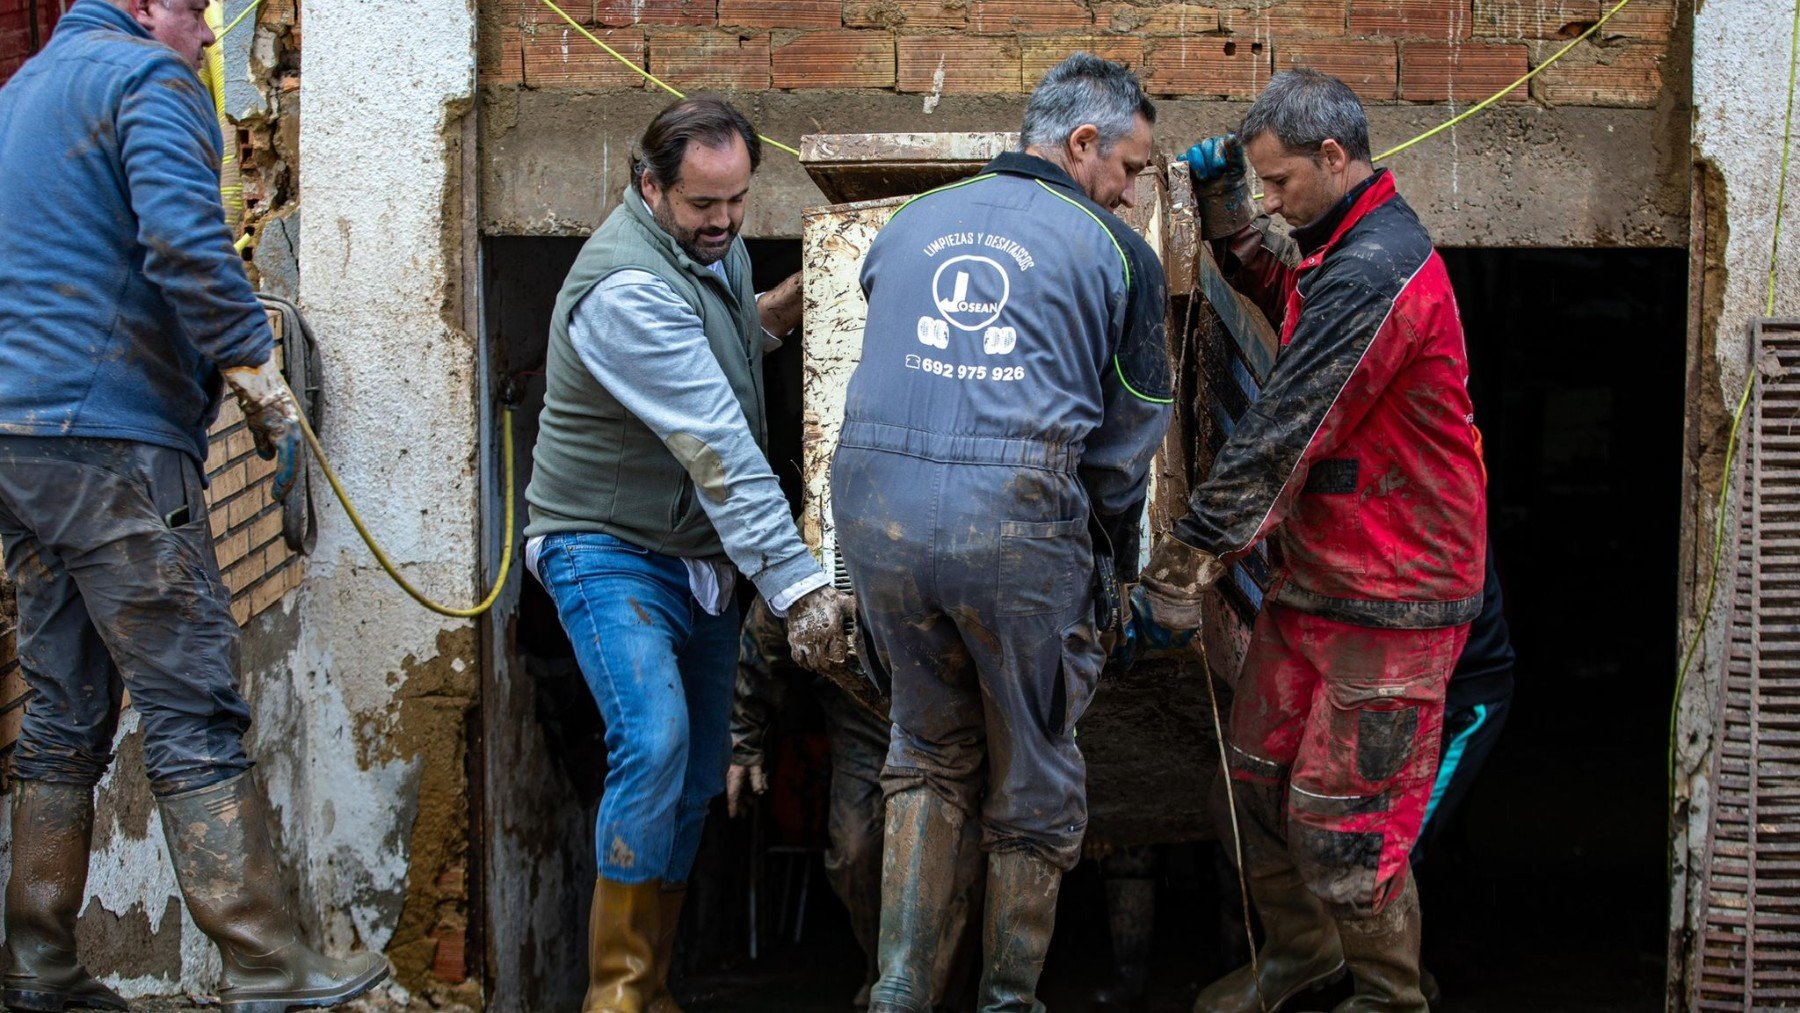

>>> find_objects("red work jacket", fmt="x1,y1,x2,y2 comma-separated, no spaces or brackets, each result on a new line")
1173,170,1486,629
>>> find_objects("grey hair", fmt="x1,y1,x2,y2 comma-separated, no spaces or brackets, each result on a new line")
1239,68,1372,164
1020,52,1156,154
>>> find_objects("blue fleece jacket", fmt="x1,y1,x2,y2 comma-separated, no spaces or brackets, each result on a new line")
0,0,272,463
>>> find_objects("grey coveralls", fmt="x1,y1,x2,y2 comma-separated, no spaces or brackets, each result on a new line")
830,152,1171,870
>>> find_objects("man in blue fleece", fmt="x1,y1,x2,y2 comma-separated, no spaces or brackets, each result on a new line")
0,2,386,1009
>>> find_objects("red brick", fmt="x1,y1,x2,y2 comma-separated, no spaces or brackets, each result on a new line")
1278,39,1398,99
1530,39,1662,105
720,0,840,28
772,30,895,87
1399,40,1527,101
896,34,1023,92
1142,36,1271,97
495,0,591,26
843,0,968,29
1022,35,1145,86
970,0,1091,33
522,25,647,87
481,24,527,84
593,0,717,25
1220,0,1347,37
1347,0,1470,38
1600,0,1674,42
649,31,771,90
1101,4,1220,33
1471,0,1600,39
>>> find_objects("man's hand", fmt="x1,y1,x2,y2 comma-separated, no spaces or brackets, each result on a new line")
221,360,303,503
1182,134,1256,239
726,761,768,818
786,585,854,676
1138,535,1228,632
757,271,804,342
1183,134,1248,185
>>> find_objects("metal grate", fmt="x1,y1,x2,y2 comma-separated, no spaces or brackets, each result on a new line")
1696,318,1800,1010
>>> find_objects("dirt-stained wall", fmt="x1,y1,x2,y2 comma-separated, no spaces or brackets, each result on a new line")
1670,0,1799,1003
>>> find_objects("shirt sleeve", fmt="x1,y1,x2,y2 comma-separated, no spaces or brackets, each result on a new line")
1079,226,1173,564
116,55,272,370
1216,216,1300,331
569,270,827,601
1172,268,1418,560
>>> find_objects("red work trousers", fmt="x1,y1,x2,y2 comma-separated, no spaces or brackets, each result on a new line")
1219,602,1468,918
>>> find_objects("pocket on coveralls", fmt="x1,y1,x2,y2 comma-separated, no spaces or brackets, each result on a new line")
1323,637,1448,784
996,517,1085,617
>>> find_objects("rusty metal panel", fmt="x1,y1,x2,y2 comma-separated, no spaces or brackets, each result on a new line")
800,132,1016,205
1695,317,1800,1010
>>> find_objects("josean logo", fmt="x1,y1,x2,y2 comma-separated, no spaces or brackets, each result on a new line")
931,255,1010,332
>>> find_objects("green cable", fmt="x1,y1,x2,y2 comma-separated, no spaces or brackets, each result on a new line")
1668,0,1800,797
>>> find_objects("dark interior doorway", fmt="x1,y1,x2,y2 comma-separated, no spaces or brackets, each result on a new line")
485,236,1686,1012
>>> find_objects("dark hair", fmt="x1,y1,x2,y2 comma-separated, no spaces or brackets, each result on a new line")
630,96,762,195
1239,68,1372,164
1021,52,1156,154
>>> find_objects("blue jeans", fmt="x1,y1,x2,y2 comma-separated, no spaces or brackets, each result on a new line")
535,532,740,884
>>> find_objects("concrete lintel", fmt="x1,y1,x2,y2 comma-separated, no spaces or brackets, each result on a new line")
480,88,1689,248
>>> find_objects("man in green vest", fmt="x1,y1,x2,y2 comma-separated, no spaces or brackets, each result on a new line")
523,96,854,1012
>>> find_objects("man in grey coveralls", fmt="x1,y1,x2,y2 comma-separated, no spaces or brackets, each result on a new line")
830,53,1173,1013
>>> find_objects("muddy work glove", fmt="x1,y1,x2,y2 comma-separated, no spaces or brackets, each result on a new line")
786,585,855,676
726,762,768,818
1183,134,1256,240
1138,535,1228,633
221,359,303,503
1111,585,1199,669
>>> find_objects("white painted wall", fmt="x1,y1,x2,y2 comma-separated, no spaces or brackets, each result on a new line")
281,0,480,960
1675,0,1800,1001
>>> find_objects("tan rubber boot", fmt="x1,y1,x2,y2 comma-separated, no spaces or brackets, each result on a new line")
1330,875,1426,1013
158,773,389,1012
645,885,685,1013
1193,866,1344,1013
2,781,128,1012
867,789,968,1013
582,877,662,1012
976,850,1062,1013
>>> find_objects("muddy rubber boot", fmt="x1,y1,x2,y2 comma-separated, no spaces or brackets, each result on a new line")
1192,866,1344,1013
976,850,1062,1013
1330,877,1425,1013
2,782,128,1012
1087,874,1154,1011
645,885,685,1013
582,877,662,1013
158,773,389,1012
867,789,967,1013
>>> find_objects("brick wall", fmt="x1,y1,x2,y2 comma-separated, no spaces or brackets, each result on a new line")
0,0,61,85
481,0,1674,107
0,310,306,765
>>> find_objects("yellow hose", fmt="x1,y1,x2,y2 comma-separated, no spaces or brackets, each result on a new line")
291,388,518,619
200,1,244,231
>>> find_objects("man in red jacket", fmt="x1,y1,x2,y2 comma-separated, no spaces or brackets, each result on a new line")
1141,69,1485,1012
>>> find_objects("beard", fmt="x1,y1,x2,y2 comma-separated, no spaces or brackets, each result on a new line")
651,197,737,266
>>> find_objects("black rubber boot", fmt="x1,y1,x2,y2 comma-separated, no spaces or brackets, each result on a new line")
2,781,128,1012
1192,865,1343,1013
1330,876,1426,1013
1087,873,1154,1011
159,773,389,1012
976,850,1062,1013
867,789,967,1013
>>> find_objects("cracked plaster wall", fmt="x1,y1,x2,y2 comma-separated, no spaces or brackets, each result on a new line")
1671,0,1800,1004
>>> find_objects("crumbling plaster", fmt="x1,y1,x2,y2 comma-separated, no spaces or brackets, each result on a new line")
287,0,482,995
1671,0,1799,1004
479,89,1690,247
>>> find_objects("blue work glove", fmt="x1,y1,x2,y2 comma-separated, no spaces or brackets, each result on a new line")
1183,134,1247,186
1110,585,1199,669
222,360,304,503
